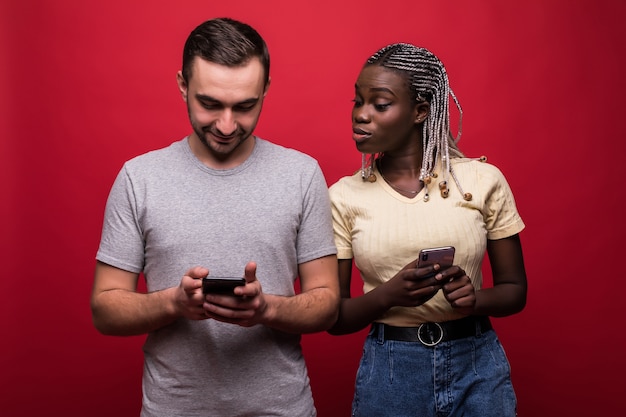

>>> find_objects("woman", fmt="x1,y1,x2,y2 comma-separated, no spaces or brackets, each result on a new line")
328,43,527,417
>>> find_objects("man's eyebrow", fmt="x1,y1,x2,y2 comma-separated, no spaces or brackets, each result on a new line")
195,94,260,106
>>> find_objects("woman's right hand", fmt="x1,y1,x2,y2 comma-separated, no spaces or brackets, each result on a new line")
377,259,445,308
328,258,447,335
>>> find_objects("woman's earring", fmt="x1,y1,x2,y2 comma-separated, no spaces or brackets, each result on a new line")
361,154,376,182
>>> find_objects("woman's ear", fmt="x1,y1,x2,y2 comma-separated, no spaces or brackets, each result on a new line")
415,101,430,124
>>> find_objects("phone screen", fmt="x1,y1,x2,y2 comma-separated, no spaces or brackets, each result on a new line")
202,277,246,295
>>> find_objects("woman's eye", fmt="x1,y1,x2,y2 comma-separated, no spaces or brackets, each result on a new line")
375,103,391,111
351,98,363,107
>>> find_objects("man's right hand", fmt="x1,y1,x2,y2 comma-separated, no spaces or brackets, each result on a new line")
178,266,210,320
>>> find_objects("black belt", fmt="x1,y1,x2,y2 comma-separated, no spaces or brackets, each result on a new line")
371,316,492,347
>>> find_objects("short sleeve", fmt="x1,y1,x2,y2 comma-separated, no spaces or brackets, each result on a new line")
329,180,354,260
482,166,525,240
96,165,145,273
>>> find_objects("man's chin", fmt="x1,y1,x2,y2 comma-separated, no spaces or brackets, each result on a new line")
196,131,253,156
209,142,239,156
208,136,252,157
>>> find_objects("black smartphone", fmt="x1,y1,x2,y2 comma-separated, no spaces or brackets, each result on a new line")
202,277,246,295
417,246,455,278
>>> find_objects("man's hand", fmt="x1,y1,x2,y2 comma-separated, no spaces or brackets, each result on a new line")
203,262,268,327
177,266,211,321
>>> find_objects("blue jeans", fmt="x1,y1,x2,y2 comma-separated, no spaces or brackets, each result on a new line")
351,325,517,417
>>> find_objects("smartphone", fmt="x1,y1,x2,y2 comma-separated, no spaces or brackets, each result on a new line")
417,246,455,278
202,277,246,295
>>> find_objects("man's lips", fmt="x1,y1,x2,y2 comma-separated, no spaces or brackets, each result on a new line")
206,131,238,143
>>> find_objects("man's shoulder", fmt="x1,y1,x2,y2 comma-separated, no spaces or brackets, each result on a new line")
125,138,187,168
256,138,319,166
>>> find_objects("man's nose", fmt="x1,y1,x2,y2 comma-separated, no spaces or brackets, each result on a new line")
215,109,237,136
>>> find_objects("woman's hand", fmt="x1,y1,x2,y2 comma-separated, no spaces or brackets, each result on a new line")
437,265,477,315
377,259,446,308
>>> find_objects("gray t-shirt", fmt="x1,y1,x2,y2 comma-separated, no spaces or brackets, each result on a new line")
97,136,337,417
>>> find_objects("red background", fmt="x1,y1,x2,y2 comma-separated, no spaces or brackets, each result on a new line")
2,1,625,416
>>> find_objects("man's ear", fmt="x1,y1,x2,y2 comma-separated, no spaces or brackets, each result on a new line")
176,70,188,101
415,101,430,124
263,76,271,97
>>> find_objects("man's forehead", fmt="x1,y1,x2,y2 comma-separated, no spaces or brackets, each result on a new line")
190,57,264,83
189,57,266,102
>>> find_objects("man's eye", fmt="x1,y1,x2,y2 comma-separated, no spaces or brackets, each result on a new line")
234,105,255,112
200,102,220,110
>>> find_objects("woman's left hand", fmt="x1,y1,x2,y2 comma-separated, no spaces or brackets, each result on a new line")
437,266,476,315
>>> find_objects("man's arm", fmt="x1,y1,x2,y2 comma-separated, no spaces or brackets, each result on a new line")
90,261,208,336
263,254,339,333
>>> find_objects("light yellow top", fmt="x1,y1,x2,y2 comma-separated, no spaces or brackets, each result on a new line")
329,158,525,326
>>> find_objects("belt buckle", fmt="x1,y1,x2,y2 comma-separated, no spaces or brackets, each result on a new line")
417,322,444,346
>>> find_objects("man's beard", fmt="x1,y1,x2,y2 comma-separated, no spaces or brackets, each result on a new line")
194,124,251,157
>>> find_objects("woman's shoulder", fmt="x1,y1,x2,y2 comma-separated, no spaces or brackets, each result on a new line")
452,157,508,182
329,170,366,190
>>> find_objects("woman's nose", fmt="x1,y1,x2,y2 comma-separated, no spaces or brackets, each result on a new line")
353,108,370,123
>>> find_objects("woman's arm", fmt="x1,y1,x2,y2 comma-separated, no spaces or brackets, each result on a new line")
328,258,445,335
443,234,527,317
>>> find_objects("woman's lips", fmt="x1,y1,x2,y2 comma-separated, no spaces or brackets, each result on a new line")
352,127,371,142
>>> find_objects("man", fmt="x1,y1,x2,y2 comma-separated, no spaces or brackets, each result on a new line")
91,17,339,417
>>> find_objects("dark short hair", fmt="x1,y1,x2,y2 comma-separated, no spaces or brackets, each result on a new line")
181,17,270,85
